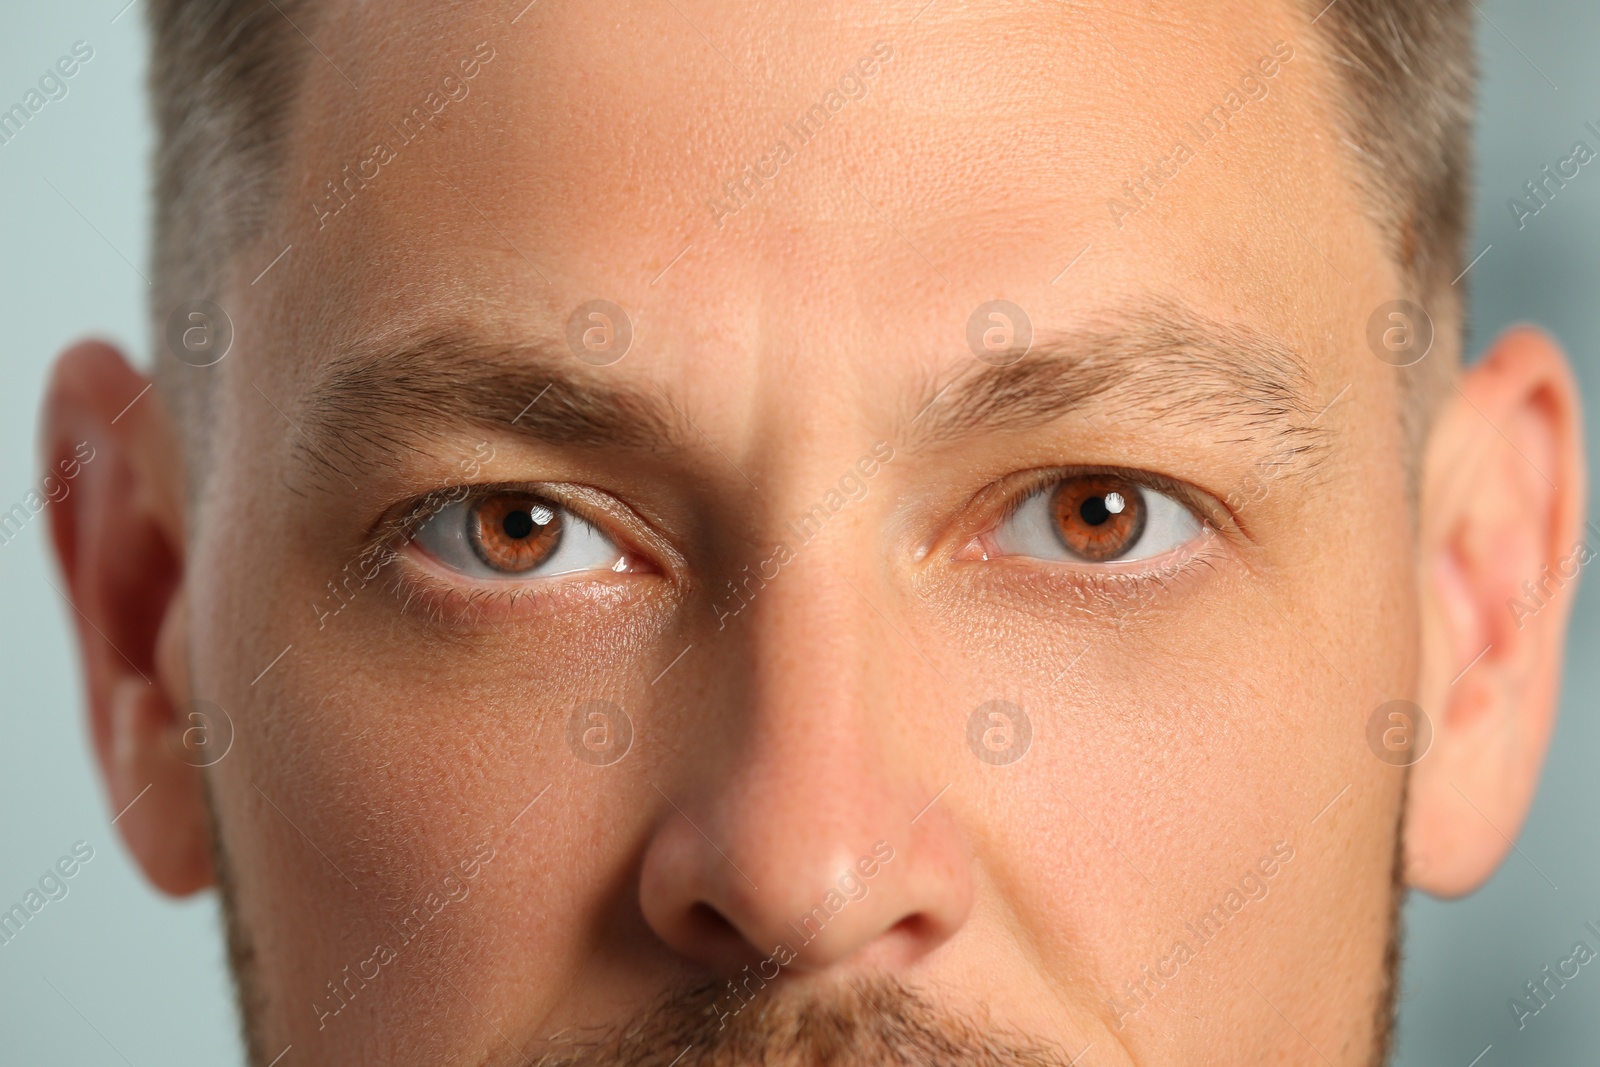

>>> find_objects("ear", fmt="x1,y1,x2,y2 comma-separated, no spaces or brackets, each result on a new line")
1406,327,1588,897
40,340,213,895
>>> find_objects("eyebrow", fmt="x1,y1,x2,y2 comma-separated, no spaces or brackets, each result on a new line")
293,302,1330,487
295,329,685,483
906,300,1331,471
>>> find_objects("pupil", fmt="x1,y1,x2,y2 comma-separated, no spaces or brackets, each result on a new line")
1079,495,1112,526
502,509,536,539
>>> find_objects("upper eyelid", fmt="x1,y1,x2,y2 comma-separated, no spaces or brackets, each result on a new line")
381,480,678,578
374,469,1222,585
347,483,552,576
384,482,595,538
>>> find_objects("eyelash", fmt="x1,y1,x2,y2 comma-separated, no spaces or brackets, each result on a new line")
989,465,1214,529
1038,550,1220,610
951,464,1225,588
362,483,652,626
368,465,1226,628
395,574,622,632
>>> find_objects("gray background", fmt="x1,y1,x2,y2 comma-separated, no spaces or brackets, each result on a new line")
0,2,1593,1064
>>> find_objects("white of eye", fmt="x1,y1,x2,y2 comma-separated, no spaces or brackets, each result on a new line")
410,497,625,580
991,481,1202,564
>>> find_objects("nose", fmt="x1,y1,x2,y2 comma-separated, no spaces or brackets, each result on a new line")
638,562,973,977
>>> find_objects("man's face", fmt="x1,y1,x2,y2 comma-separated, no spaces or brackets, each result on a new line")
192,0,1416,1063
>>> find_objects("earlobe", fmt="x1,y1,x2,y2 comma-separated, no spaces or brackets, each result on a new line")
39,340,214,895
1405,327,1587,897
107,671,215,894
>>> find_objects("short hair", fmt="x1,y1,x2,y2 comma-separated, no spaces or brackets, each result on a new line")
1304,0,1476,463
146,0,1475,473
147,0,316,467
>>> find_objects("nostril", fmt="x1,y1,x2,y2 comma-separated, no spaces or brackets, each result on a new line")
686,901,738,940
640,795,974,977
867,913,943,968
683,901,759,967
888,914,930,939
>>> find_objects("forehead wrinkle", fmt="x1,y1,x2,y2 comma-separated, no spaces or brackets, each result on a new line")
290,327,685,485
910,299,1332,473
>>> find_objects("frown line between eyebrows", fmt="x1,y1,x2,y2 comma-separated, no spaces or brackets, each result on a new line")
284,308,1331,492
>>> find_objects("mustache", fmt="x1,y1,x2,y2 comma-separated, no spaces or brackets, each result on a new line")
517,976,1077,1067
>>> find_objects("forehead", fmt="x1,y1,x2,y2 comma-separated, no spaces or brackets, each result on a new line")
260,0,1387,409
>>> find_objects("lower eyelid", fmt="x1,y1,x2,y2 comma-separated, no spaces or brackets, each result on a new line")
966,533,1223,615
391,544,653,627
972,507,1215,573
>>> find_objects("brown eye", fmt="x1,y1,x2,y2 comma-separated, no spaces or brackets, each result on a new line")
410,489,630,580
1049,475,1147,562
468,493,563,572
985,470,1201,565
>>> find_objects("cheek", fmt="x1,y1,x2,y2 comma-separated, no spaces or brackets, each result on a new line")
191,451,683,1051
927,474,1407,1015
208,634,676,1056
